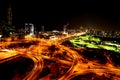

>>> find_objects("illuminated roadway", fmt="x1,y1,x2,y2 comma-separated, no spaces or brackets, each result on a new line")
1,31,120,80
0,31,86,79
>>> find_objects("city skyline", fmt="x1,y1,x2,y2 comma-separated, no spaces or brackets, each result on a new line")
0,0,120,31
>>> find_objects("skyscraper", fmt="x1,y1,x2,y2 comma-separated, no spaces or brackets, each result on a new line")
7,4,12,26
41,25,44,32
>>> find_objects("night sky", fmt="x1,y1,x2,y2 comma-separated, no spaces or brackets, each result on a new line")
0,0,120,31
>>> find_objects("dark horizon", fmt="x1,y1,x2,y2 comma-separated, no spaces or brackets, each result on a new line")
0,0,120,31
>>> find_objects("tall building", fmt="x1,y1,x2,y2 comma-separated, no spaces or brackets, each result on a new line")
7,4,12,26
25,23,35,36
41,25,44,32
63,23,69,34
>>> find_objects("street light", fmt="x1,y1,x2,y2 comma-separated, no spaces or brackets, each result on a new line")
0,34,2,42
0,35,2,38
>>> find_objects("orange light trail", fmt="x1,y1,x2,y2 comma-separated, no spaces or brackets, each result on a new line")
0,33,120,80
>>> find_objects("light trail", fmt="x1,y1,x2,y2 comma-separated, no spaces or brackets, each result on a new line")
0,32,120,80
23,54,44,80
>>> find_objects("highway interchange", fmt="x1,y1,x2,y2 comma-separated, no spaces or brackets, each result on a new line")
0,32,120,80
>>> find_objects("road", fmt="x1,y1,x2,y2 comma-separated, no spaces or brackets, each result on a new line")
0,31,120,80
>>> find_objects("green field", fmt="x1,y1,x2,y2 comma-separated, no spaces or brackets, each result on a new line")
70,35,120,53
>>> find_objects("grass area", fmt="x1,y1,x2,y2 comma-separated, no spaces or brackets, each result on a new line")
70,35,120,53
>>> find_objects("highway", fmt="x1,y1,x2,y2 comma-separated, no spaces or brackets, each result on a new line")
0,49,20,63
23,54,44,80
0,31,120,80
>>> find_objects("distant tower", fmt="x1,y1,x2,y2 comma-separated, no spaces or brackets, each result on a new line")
80,25,83,30
63,25,67,34
80,25,83,32
7,4,12,26
41,25,44,32
29,23,34,36
63,23,69,34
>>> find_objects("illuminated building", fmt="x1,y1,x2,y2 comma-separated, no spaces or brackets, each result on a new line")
25,23,35,36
